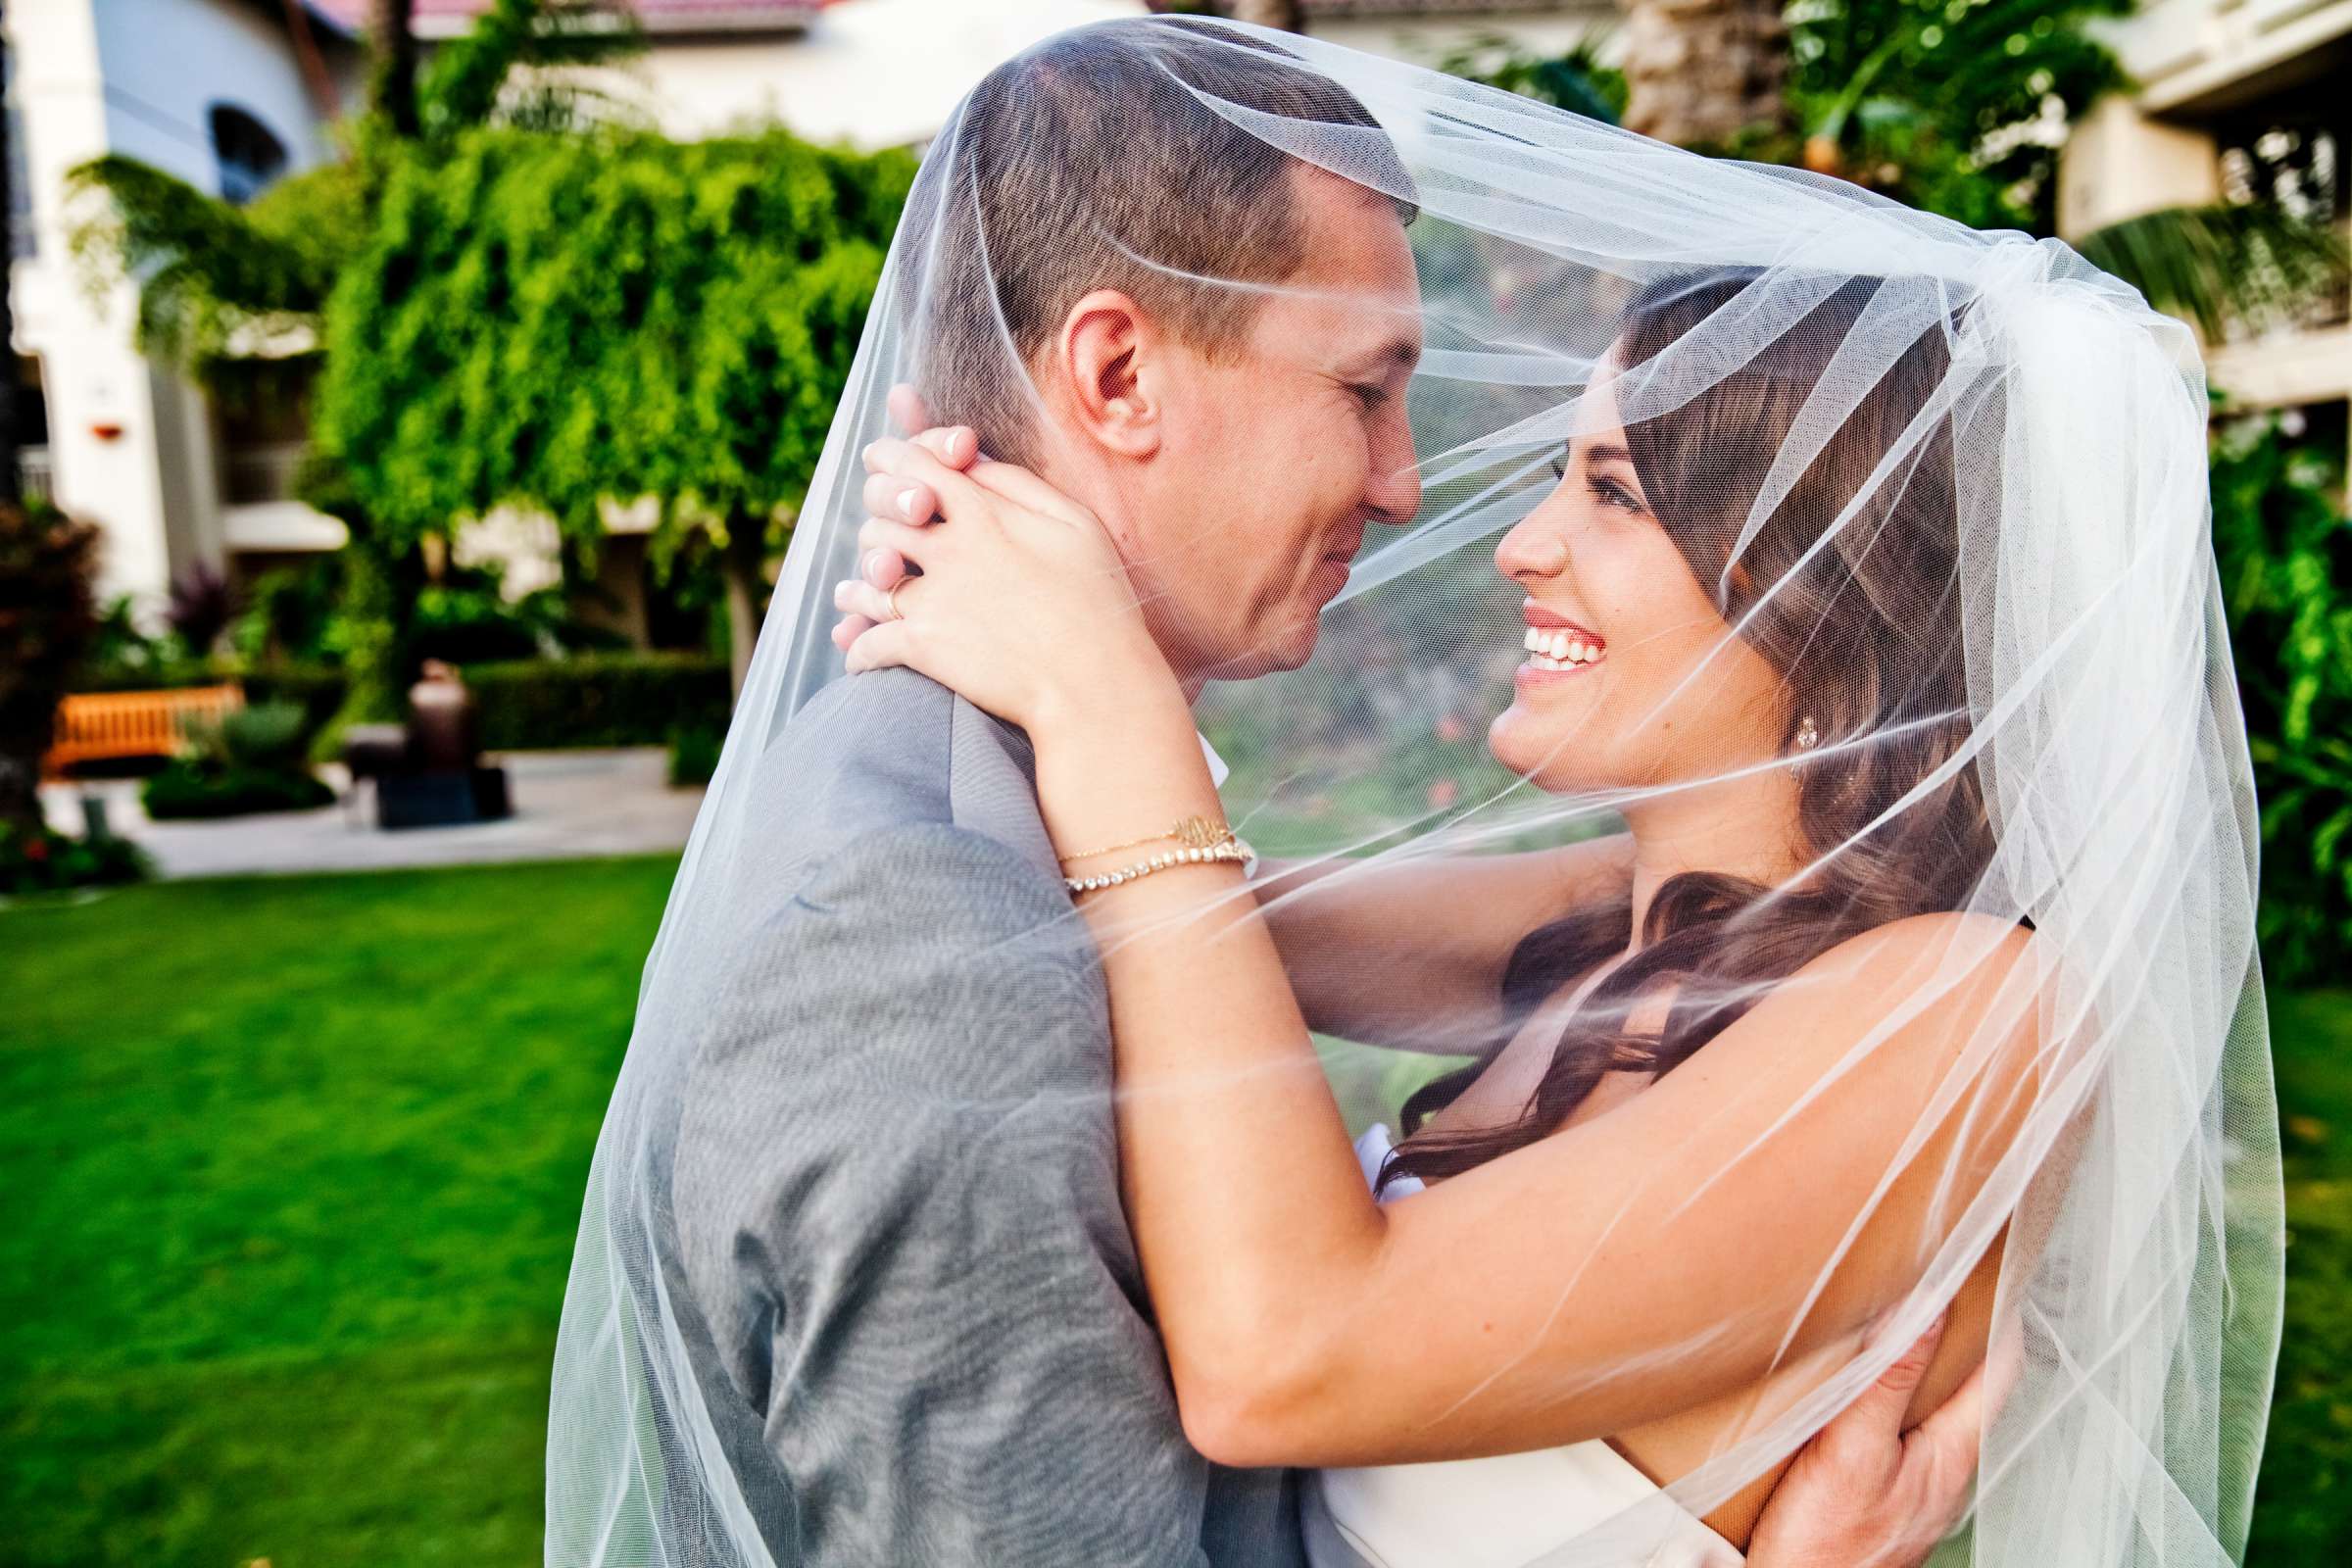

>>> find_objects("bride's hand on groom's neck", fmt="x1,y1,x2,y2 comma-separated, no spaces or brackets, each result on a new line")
827,387,977,654
837,421,1182,749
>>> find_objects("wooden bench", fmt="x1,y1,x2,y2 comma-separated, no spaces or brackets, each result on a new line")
43,685,245,777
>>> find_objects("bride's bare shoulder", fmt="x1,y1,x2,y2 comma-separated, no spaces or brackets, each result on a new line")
1675,910,2046,1112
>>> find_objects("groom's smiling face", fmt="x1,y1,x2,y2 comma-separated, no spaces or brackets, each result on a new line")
1122,168,1426,684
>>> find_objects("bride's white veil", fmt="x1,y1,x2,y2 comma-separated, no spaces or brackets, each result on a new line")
544,19,2280,1567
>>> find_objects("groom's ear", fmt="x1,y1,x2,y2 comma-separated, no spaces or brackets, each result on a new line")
1055,289,1165,461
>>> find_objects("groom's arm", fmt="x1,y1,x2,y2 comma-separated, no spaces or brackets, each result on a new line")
1747,1313,2016,1567
679,819,1240,1567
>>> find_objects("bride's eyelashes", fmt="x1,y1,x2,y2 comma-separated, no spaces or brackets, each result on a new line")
1545,452,1641,511
1589,473,1642,513
1349,380,1391,411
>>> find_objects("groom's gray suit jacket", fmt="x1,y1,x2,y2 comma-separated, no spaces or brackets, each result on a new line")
661,667,1300,1566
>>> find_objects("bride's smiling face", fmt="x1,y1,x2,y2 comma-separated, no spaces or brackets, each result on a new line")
1487,367,1788,794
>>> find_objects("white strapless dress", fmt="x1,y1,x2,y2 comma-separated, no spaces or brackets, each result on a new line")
1300,1126,1745,1568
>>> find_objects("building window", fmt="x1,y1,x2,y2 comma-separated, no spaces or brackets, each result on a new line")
214,355,315,505
17,356,51,504
210,105,289,207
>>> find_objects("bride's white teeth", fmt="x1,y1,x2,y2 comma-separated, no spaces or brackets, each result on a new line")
1520,623,1606,670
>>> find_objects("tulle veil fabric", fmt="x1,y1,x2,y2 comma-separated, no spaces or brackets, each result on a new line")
544,18,2280,1567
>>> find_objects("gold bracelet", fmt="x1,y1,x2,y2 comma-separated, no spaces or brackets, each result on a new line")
1064,835,1254,896
1057,814,1234,866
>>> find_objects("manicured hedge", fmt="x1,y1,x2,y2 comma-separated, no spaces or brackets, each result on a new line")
460,653,730,751
142,760,337,820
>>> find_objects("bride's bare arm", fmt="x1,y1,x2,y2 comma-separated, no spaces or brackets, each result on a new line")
1250,836,1633,1050
1007,687,2046,1472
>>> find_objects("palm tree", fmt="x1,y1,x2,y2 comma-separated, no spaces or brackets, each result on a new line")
1616,0,1789,148
2078,201,2348,351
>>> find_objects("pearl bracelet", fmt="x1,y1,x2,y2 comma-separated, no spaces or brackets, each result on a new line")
1064,836,1255,896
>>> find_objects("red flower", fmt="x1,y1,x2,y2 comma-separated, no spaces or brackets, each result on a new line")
23,833,50,862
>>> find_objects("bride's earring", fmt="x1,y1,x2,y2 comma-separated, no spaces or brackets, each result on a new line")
1793,715,1820,752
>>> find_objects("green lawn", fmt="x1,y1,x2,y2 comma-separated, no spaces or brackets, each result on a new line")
3,860,671,1568
2,862,2346,1564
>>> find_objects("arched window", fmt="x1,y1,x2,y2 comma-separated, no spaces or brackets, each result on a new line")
210,104,288,207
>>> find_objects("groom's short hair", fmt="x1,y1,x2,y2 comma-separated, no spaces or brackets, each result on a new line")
910,19,1416,466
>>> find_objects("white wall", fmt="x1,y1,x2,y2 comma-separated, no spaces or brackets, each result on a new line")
9,0,346,613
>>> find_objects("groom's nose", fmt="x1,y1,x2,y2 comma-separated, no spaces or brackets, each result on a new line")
1365,418,1423,526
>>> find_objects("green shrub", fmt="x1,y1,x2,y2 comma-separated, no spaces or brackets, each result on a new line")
186,701,313,772
141,760,335,820
2211,415,2352,986
666,722,722,787
460,653,729,751
240,663,348,739
0,818,152,895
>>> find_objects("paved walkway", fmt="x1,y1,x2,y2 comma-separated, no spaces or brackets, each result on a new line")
39,749,703,880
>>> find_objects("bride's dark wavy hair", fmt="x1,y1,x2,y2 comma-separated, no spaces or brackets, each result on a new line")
1383,270,1998,1192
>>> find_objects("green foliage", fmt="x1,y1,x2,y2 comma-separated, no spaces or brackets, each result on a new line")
64,155,365,370
1781,0,2130,230
2210,416,2352,986
0,818,152,896
208,702,315,771
230,558,341,664
666,720,723,787
409,570,630,666
241,662,350,739
141,702,334,820
315,124,914,572
1435,33,1627,124
140,760,336,820
460,652,731,750
416,0,647,140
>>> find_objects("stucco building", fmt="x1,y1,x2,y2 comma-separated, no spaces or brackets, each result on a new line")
2059,0,2351,457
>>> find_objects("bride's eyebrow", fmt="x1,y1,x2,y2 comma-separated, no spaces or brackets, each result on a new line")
1579,440,1635,467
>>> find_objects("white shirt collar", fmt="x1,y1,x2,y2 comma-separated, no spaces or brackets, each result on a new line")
1199,732,1229,788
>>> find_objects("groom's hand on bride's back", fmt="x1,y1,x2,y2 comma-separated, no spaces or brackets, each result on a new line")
1747,1311,2023,1568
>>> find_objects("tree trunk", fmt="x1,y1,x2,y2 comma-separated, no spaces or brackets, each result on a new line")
1230,0,1307,33
371,0,420,140
721,519,768,695
0,508,100,839
1617,0,1789,149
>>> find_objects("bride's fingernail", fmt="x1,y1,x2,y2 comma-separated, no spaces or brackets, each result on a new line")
898,488,921,519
